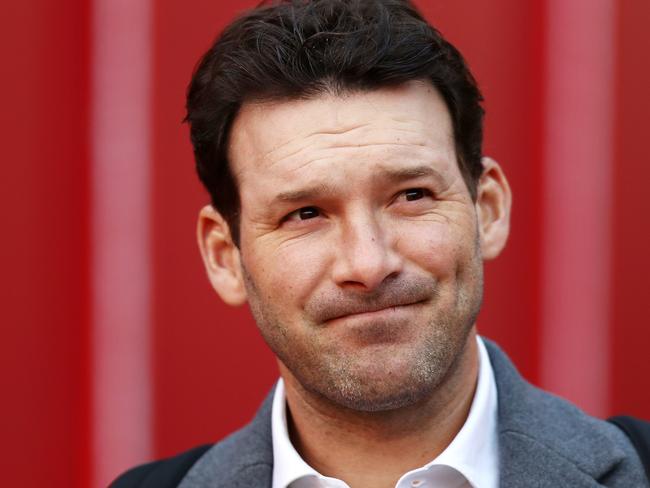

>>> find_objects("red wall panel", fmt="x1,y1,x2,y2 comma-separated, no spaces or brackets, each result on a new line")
1,1,90,486
611,0,650,418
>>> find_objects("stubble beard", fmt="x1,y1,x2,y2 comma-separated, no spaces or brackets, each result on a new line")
241,259,483,413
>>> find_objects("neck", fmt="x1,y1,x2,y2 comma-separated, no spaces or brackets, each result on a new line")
279,331,479,488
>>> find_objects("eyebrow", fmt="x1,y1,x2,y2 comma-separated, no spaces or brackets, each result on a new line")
270,164,446,206
375,164,446,183
271,184,339,205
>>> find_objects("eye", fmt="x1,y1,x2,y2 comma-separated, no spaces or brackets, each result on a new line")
399,188,433,202
404,188,426,201
284,206,321,222
297,207,320,219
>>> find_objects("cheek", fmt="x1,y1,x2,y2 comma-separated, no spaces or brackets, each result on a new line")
247,238,332,308
397,222,463,277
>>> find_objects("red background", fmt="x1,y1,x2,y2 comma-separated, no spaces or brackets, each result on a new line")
2,1,649,486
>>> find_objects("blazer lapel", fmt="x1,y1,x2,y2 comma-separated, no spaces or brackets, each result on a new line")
499,430,611,487
485,339,625,487
179,389,275,488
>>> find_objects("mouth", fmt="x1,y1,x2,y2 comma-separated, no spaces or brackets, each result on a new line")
324,299,427,324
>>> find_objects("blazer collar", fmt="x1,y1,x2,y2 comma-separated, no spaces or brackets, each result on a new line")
484,339,625,487
179,390,275,488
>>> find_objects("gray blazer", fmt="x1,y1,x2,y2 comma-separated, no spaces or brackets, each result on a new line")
179,339,648,487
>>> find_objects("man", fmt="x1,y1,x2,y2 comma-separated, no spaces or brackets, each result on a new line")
113,1,647,487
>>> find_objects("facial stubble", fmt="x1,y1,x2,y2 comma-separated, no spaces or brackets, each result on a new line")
240,249,483,413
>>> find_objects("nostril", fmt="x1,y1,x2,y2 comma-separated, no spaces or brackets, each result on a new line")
386,270,400,281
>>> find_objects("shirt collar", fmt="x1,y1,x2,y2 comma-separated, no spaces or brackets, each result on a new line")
271,376,321,488
271,335,499,488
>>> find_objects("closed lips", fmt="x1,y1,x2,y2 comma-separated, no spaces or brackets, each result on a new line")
325,299,426,322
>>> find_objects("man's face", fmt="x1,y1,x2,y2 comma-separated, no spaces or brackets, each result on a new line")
227,81,486,411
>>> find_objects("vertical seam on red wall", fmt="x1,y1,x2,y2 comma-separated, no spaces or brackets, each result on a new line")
90,0,154,486
540,0,616,417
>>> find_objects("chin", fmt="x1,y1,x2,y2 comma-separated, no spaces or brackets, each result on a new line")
321,375,437,412
308,352,446,412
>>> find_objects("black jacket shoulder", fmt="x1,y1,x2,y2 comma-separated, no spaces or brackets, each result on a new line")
109,444,212,488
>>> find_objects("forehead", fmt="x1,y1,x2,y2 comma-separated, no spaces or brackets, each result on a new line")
228,81,457,192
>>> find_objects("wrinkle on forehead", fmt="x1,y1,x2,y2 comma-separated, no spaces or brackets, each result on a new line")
275,144,450,182
229,83,453,166
233,122,455,190
261,120,442,169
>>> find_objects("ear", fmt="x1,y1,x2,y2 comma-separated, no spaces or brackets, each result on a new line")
475,157,512,260
197,205,247,306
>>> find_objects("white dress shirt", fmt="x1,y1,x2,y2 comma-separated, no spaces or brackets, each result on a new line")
271,336,499,488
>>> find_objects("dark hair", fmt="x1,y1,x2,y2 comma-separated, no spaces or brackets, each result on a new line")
185,0,485,244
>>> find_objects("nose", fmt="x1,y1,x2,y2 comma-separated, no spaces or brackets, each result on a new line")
331,212,403,291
